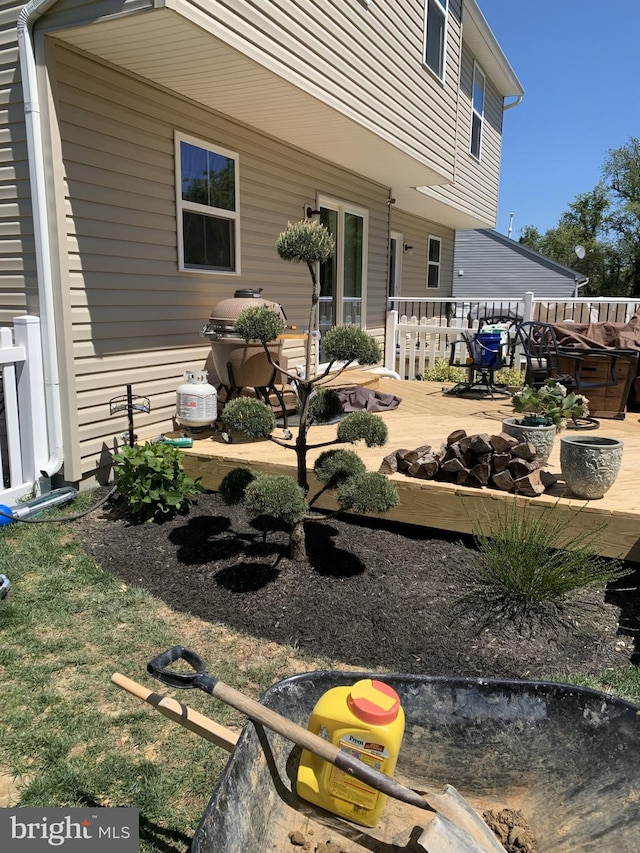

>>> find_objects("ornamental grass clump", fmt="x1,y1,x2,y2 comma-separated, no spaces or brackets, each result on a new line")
511,379,589,431
471,499,628,616
218,218,398,561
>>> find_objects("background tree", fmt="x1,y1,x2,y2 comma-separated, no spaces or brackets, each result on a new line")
518,137,640,296
219,219,399,561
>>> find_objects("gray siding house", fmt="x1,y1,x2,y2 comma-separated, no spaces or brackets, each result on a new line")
454,229,582,300
1,0,522,487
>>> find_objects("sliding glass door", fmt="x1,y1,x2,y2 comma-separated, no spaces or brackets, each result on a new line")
318,199,368,362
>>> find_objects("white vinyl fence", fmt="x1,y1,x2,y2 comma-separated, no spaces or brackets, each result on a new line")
385,293,640,379
0,316,47,504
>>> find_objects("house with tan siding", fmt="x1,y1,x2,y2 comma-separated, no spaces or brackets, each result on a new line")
1,0,522,488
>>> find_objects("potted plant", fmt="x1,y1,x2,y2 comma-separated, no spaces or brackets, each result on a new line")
502,380,590,468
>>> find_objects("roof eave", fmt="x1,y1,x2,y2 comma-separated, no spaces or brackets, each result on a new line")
463,0,524,100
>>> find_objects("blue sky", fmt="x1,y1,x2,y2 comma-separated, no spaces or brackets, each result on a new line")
478,0,640,239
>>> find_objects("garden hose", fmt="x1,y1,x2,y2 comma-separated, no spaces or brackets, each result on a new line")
0,483,118,525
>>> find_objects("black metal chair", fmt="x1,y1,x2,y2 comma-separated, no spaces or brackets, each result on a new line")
444,320,517,399
513,321,638,428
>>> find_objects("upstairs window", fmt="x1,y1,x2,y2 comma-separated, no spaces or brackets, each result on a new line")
471,63,486,160
427,236,441,289
176,132,240,273
424,0,448,81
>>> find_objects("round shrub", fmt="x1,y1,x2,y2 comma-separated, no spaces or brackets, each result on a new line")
242,475,308,525
322,325,381,365
337,472,399,514
219,467,258,505
308,389,344,423
234,305,285,343
221,397,276,438
313,449,366,486
337,412,388,447
276,219,335,265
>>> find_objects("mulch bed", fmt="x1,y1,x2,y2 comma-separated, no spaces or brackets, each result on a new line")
72,489,640,680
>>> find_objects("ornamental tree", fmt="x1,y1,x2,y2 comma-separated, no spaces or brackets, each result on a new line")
219,218,399,561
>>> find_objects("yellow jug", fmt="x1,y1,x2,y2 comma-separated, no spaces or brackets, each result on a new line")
296,679,405,827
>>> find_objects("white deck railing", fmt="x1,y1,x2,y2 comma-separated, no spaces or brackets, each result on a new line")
385,293,640,379
0,316,47,504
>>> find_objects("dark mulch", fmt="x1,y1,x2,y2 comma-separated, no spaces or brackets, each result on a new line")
73,490,640,679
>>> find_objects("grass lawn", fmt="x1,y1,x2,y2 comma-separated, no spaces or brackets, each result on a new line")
0,496,638,853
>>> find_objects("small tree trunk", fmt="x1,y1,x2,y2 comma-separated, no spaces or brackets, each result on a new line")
290,520,307,561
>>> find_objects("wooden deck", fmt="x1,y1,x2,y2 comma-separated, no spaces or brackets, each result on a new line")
180,370,640,562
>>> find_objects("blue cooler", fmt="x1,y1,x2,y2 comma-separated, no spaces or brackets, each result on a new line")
473,332,502,367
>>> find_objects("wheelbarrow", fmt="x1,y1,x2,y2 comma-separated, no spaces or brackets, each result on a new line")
113,668,640,852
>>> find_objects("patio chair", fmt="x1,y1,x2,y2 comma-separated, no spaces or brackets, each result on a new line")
444,320,517,399
513,321,638,427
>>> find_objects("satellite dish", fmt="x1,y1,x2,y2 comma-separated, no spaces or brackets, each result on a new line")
574,245,586,260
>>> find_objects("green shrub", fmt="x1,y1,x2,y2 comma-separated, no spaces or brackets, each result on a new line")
243,475,307,525
337,412,388,447
276,219,335,264
422,359,466,383
221,397,276,438
113,442,203,523
314,449,366,486
219,468,258,505
307,389,344,423
234,305,285,343
337,472,400,514
471,500,628,610
322,325,381,365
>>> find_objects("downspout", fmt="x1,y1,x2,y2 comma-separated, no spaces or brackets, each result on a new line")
17,0,64,476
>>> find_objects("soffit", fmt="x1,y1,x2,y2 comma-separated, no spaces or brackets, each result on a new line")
49,8,449,192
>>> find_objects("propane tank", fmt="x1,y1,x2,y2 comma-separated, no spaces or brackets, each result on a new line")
176,370,217,428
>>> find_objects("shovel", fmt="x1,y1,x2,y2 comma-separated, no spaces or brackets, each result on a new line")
143,646,504,853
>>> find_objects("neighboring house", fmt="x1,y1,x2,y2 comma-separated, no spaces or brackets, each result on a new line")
454,229,583,301
1,0,522,487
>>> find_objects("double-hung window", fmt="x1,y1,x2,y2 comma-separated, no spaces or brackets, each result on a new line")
176,132,240,273
424,0,448,81
471,63,486,160
427,236,441,289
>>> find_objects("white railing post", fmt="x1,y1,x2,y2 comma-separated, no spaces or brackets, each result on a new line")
13,315,48,485
523,292,534,322
0,327,22,486
384,310,398,373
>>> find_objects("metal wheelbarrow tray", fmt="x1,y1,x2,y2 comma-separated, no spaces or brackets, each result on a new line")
192,671,640,853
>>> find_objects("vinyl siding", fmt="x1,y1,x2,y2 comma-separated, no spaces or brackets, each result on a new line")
0,1,36,324
453,230,578,300
390,209,454,299
51,43,391,480
423,43,504,226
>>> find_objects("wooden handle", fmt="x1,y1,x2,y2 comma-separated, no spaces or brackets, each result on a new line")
210,679,341,765
111,673,238,752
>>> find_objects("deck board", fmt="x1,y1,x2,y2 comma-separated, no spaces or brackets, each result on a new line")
180,371,640,562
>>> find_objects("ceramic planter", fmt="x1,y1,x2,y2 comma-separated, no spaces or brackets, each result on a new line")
560,436,623,500
501,417,556,468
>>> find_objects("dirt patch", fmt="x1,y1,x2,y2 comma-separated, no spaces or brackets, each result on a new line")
72,490,639,681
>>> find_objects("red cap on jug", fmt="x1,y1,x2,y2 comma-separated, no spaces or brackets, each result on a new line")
347,679,401,725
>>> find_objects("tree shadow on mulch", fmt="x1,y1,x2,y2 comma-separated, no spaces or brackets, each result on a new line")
74,490,639,680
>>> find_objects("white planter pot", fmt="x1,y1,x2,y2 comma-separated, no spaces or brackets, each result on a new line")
560,436,623,500
501,417,556,468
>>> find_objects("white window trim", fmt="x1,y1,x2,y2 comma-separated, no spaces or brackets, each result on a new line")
470,62,486,161
423,0,448,84
427,235,441,290
175,131,241,276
